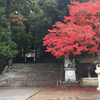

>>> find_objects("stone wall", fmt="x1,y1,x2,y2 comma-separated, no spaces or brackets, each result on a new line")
0,63,62,87
81,77,98,87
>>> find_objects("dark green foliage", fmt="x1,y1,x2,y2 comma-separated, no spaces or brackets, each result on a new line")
0,7,18,65
76,0,92,3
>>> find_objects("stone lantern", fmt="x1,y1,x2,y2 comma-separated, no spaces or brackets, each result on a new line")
94,53,100,91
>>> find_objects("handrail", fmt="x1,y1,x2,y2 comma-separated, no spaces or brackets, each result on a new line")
0,66,9,78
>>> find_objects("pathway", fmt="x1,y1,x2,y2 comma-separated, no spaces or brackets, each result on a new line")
0,87,42,100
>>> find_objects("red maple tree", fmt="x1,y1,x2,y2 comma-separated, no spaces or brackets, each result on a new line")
43,0,100,58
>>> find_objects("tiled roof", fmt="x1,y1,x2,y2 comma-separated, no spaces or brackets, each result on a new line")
93,60,100,64
79,57,97,63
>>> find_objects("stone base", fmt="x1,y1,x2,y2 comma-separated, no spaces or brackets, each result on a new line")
81,77,98,87
97,87,100,91
61,81,78,87
64,68,76,81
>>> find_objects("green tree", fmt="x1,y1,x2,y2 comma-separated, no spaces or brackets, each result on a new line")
0,7,18,65
0,0,35,61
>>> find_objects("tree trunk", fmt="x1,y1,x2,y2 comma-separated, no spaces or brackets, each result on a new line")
6,0,12,31
8,14,11,31
23,48,26,62
35,43,39,62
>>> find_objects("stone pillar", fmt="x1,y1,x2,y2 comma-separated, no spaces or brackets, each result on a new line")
8,59,12,66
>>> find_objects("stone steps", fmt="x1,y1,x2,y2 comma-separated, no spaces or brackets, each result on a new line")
0,63,62,87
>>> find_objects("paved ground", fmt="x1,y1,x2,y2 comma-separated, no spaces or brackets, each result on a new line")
0,86,100,100
27,86,100,100
0,87,42,100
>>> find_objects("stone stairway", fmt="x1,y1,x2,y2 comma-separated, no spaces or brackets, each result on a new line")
0,63,62,87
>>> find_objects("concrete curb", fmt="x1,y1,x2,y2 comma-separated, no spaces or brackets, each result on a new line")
26,87,46,100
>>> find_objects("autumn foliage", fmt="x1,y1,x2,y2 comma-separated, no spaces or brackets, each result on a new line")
43,0,100,58
11,13,25,26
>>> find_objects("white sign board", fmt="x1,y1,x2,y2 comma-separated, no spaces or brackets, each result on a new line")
68,71,73,76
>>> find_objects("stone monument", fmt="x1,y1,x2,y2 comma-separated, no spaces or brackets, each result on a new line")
64,57,76,81
57,57,78,88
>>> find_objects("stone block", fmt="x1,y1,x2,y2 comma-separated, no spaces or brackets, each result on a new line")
81,77,98,87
